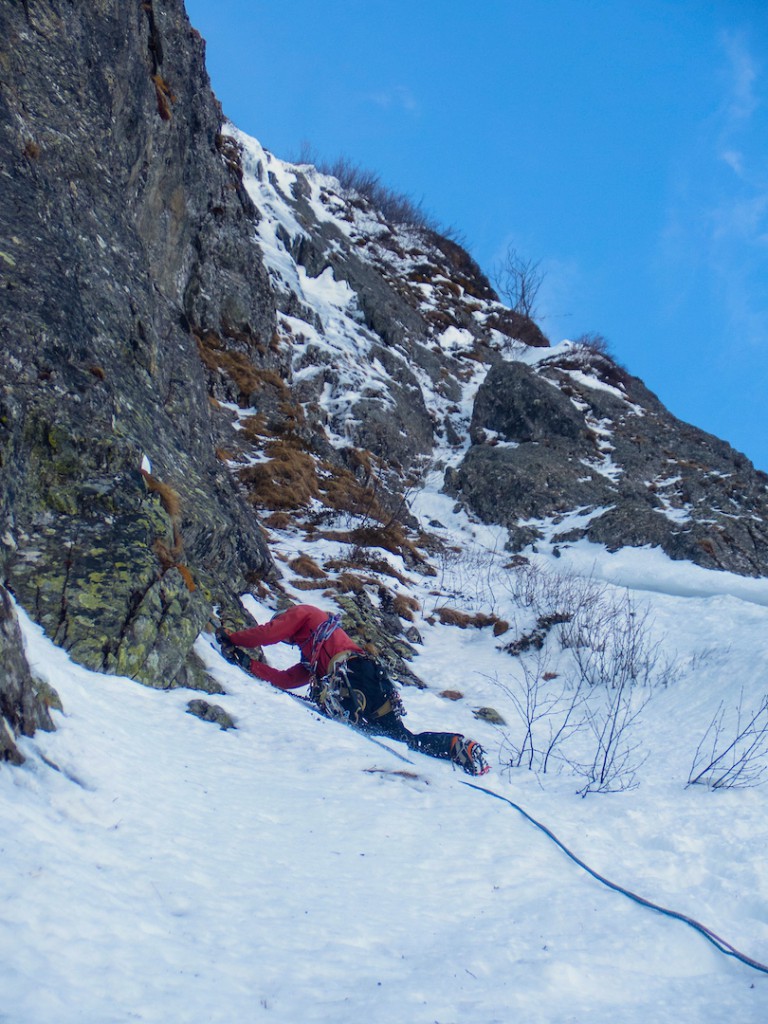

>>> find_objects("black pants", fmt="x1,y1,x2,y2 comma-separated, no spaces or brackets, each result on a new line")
342,657,457,762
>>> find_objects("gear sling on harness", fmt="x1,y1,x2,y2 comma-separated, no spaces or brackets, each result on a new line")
305,614,401,725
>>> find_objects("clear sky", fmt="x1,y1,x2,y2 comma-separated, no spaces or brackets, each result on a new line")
184,0,768,472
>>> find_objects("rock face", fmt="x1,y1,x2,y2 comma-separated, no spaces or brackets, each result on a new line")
448,348,768,575
1,1,768,756
0,585,55,764
0,0,274,687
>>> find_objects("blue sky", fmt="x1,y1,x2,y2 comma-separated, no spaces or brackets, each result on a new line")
185,0,768,472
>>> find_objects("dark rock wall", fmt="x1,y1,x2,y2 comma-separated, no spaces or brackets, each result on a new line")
0,0,274,687
0,584,55,764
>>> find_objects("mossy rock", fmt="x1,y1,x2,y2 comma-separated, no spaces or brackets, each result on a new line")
186,700,236,730
0,585,56,764
472,706,507,726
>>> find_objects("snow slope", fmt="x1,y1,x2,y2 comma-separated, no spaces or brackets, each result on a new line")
3,526,768,1023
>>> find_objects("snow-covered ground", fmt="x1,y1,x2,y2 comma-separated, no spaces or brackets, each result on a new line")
3,524,768,1023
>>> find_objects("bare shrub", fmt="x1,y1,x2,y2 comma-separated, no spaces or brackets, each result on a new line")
431,538,504,615
493,246,545,318
687,691,768,790
317,154,439,231
497,658,588,775
561,591,678,691
501,611,572,656
497,571,676,793
500,562,603,620
573,331,612,358
569,680,652,796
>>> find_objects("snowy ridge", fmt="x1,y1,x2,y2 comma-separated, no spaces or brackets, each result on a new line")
223,123,500,466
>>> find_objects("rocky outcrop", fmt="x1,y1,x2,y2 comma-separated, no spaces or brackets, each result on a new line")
448,348,768,575
0,0,275,686
0,586,56,764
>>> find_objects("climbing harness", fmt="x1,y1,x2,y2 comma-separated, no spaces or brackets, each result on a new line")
462,779,768,978
311,653,402,726
305,613,405,728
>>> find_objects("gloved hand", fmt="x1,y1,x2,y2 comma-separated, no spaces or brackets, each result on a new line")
215,628,252,672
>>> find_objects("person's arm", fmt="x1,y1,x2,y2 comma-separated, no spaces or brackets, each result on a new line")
227,606,307,650
248,659,311,691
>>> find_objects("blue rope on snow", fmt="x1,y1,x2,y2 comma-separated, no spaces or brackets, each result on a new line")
461,779,768,978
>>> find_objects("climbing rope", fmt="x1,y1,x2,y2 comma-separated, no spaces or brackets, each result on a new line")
461,779,768,978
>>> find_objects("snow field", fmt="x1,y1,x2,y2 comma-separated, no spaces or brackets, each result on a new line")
2,553,768,1024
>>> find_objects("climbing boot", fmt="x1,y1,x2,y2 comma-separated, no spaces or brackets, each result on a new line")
450,735,490,776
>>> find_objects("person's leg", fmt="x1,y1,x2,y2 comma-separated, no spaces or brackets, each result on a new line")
372,710,488,773
344,659,489,774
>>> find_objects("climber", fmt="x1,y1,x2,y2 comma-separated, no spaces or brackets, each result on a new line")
216,603,489,776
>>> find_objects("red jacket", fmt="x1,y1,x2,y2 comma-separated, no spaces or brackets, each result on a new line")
228,604,363,690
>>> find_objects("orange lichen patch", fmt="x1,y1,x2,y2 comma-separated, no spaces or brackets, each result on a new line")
152,74,176,121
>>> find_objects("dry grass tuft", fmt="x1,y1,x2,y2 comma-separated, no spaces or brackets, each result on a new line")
393,593,421,621
334,572,366,594
239,443,319,511
435,607,504,631
195,330,280,402
142,470,182,521
325,550,410,585
290,579,329,592
152,74,176,121
262,511,295,531
289,554,327,579
175,564,197,592
320,523,429,567
152,541,196,591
